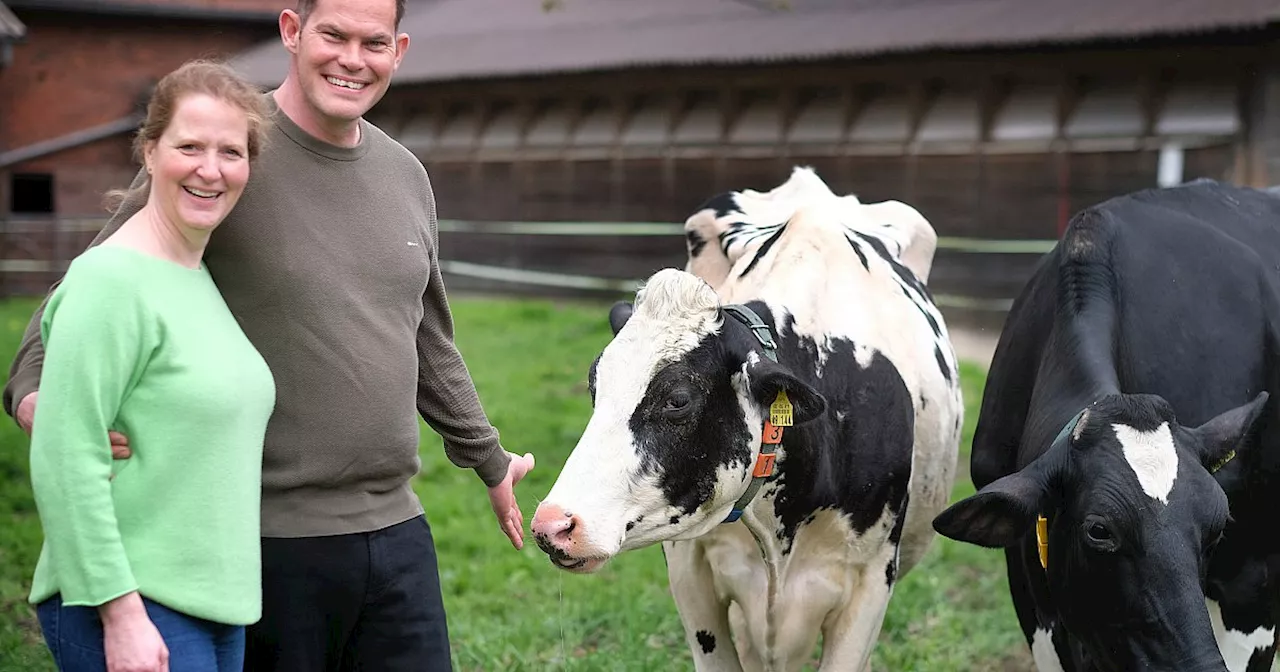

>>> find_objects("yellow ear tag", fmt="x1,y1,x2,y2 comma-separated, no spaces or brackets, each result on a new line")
770,391,794,427
1036,515,1049,570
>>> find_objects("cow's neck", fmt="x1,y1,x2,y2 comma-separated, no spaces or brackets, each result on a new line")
1045,313,1122,408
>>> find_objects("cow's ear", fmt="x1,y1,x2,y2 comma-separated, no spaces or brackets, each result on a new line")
746,359,827,424
609,302,634,335
1192,391,1268,477
933,458,1058,548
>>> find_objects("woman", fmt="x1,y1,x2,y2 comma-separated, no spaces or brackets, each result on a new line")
27,60,275,672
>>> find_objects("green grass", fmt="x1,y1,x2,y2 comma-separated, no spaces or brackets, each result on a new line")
0,296,1031,671
0,297,56,672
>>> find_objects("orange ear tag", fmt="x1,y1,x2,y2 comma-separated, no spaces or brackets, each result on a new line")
762,421,784,445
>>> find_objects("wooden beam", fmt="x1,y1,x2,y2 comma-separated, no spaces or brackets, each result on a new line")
1055,75,1085,140
777,86,801,144
842,83,869,142
977,76,1014,143
719,86,743,145
904,79,940,145
666,90,693,143
611,93,635,148
1137,70,1172,138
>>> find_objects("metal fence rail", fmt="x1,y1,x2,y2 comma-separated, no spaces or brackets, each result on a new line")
0,217,1056,323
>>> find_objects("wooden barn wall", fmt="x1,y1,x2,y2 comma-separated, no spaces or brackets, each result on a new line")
422,144,1235,329
427,146,1234,233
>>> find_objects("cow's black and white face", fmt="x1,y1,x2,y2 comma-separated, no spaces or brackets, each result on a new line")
531,269,825,573
934,392,1268,671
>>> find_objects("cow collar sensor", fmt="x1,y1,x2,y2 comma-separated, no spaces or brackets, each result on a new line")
721,304,791,524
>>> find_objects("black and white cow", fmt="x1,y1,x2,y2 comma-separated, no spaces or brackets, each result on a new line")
531,168,963,670
933,179,1280,672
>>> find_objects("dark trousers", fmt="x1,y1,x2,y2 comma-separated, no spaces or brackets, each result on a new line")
36,594,245,672
244,515,453,672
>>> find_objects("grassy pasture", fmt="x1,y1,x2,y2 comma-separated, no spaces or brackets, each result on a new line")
0,296,1032,671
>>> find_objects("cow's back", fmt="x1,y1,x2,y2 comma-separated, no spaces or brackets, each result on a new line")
975,181,1280,487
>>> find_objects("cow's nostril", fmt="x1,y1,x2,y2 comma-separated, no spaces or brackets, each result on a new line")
557,517,577,542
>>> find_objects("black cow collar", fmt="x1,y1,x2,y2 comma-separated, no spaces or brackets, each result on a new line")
720,304,791,524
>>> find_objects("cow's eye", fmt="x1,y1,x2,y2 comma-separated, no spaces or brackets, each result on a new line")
664,390,693,415
1082,515,1118,551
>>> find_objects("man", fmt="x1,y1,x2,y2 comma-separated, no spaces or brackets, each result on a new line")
3,0,535,669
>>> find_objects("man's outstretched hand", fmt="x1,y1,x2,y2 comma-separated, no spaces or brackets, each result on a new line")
488,451,535,550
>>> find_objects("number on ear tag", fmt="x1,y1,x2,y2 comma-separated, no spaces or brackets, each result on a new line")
770,391,793,427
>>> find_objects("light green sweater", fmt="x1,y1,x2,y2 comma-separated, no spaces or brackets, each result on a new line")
27,245,276,626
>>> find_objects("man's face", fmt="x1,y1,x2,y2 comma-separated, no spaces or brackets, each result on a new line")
283,0,408,126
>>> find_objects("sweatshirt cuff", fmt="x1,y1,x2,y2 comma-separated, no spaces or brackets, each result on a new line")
474,448,512,488
3,368,40,420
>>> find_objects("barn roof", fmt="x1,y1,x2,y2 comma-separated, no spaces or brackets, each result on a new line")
0,2,25,42
3,0,280,22
230,0,1280,86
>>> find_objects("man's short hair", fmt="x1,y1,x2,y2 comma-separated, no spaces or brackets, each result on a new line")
296,0,407,29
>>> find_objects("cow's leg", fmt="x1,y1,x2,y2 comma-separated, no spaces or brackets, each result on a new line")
811,543,897,672
664,539,747,672
1206,551,1275,672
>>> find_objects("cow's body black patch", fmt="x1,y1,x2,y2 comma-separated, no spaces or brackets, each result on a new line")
746,304,915,554
885,494,908,585
696,630,716,654
846,231,954,389
849,231,933,303
687,230,708,258
738,227,785,279
587,353,602,403
934,346,952,384
845,234,870,271
698,193,742,220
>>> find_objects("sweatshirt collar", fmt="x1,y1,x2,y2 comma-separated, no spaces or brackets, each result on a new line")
266,92,371,162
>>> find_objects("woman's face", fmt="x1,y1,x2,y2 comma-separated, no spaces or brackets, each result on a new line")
144,93,251,235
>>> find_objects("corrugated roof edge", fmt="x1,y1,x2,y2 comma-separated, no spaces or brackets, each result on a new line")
229,11,1280,88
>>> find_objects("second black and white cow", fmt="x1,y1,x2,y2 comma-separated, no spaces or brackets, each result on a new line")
933,180,1280,672
531,168,963,670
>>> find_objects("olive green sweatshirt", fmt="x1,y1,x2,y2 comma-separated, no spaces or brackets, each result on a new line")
5,95,511,537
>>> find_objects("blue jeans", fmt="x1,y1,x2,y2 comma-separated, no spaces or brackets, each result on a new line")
36,594,245,672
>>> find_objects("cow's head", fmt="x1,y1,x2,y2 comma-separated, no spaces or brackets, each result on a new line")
934,391,1269,671
531,268,826,573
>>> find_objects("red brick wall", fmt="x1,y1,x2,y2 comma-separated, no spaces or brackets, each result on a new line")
0,12,281,215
